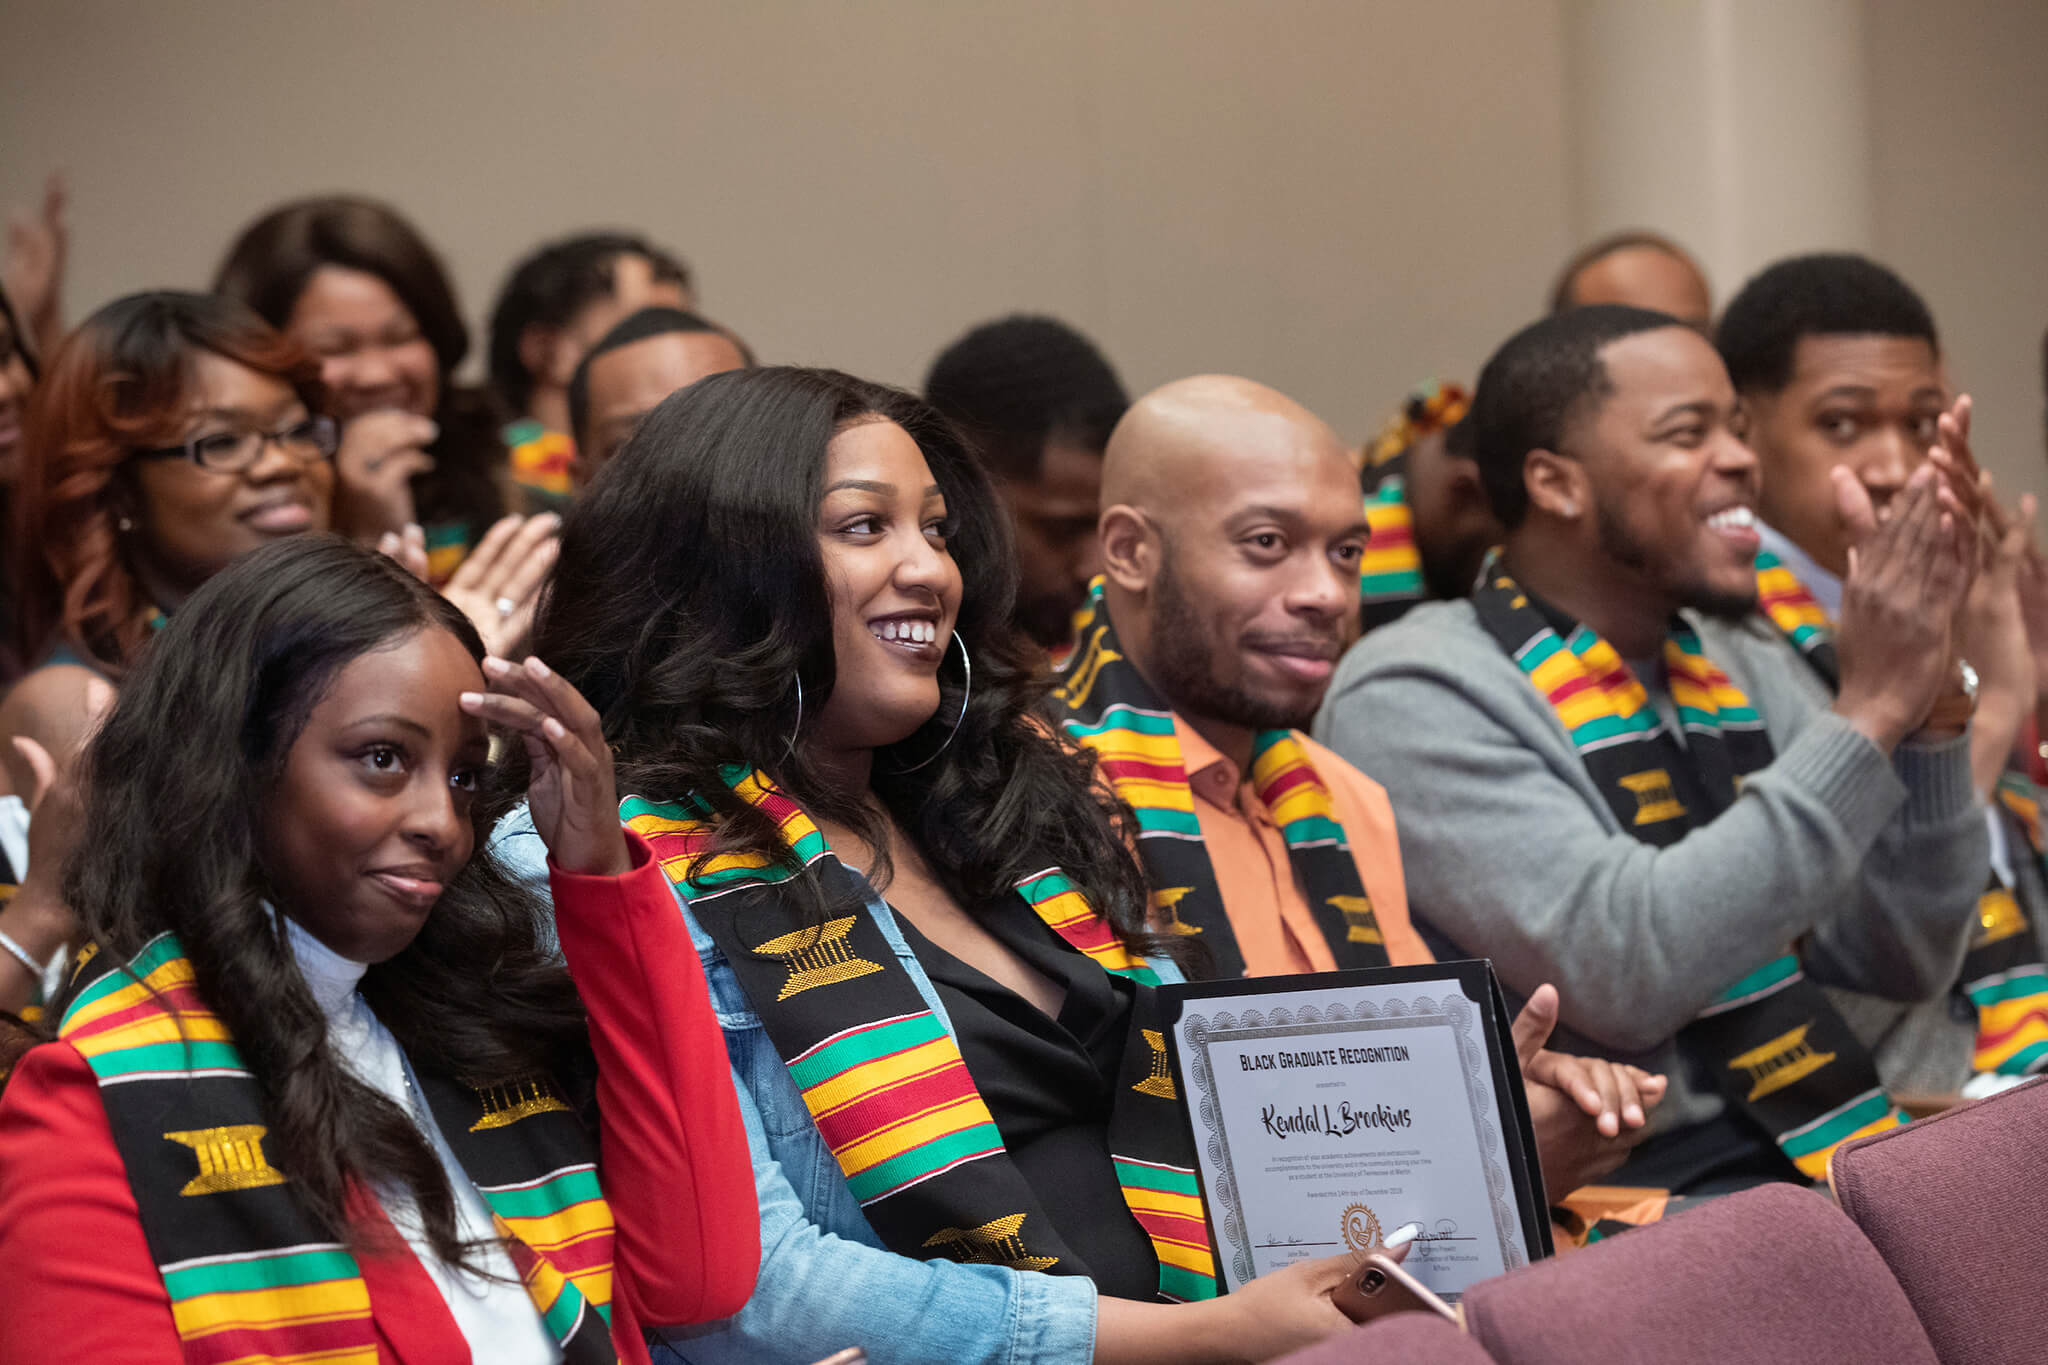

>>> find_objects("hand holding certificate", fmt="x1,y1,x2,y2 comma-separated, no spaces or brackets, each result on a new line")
1161,960,1553,1302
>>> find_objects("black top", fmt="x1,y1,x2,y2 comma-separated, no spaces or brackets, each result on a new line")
891,893,1162,1300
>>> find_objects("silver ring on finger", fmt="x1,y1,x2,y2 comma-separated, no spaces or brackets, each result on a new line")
495,596,518,618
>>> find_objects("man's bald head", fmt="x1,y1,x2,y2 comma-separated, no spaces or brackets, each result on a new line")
1101,374,1353,529
1096,375,1369,757
1551,231,1712,329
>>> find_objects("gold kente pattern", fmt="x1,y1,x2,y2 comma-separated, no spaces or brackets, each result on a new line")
753,916,885,1002
1727,1022,1835,1102
922,1213,1060,1272
470,1075,573,1131
164,1124,288,1196
1054,627,1120,709
1975,889,2028,949
1152,886,1202,935
1132,1028,1177,1099
1618,769,1686,826
1327,894,1383,945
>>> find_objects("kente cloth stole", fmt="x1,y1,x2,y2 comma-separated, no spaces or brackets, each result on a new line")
1050,583,1390,981
1472,565,1907,1179
1360,464,1426,628
1358,380,1470,629
505,417,577,500
56,933,620,1364
1755,550,2048,1077
623,772,1217,1302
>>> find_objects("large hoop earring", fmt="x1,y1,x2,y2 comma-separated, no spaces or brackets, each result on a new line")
893,630,972,773
782,672,805,757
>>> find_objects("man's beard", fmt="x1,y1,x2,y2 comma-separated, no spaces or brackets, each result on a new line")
1593,490,1759,623
1148,551,1323,733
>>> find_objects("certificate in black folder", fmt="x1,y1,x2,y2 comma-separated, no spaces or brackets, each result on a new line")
1158,960,1551,1301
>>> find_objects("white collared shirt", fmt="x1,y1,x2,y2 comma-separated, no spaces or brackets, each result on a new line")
281,913,562,1364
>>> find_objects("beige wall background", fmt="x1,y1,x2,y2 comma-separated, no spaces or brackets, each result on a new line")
1,0,2041,496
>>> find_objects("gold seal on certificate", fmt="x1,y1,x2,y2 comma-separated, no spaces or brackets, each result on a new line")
1158,961,1551,1301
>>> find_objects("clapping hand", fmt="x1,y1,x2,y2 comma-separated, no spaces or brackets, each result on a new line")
1832,458,1977,749
382,513,560,659
460,656,630,877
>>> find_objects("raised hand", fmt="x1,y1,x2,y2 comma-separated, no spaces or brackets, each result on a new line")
460,655,629,877
1832,463,1977,750
2,174,66,356
330,409,438,542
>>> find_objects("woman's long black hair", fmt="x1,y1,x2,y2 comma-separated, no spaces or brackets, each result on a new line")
54,535,585,1267
534,365,1186,967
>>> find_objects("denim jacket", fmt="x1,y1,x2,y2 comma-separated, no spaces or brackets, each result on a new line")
493,806,1182,1365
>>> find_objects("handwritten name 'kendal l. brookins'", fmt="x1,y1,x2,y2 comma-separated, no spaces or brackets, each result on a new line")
1238,1044,1413,1071
1261,1100,1415,1139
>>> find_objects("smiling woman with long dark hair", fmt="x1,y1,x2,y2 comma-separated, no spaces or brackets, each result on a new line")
0,535,757,1363
495,365,1373,1365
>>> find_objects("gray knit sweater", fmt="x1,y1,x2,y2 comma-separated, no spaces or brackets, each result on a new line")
1313,597,1986,1145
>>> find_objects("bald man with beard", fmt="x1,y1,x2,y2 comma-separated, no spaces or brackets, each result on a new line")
1051,375,1666,1206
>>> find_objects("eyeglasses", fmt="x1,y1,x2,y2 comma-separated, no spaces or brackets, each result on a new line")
136,415,339,473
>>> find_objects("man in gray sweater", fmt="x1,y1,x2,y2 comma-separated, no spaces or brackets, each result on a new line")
1317,305,1987,1196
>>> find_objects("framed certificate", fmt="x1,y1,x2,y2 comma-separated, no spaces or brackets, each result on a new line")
1159,960,1551,1301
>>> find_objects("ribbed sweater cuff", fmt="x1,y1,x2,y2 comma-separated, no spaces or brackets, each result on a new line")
1774,711,1906,845
1893,728,1978,826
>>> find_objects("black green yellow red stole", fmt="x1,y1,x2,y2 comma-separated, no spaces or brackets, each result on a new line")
1050,583,1389,981
1755,549,2048,1076
1473,563,1906,1179
623,771,1217,1302
56,933,619,1364
1358,380,1470,630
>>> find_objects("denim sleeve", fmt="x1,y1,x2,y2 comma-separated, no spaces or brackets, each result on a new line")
648,1049,1099,1365
487,802,558,955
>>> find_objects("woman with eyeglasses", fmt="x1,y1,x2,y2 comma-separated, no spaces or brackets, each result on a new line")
493,366,1377,1365
0,290,337,1014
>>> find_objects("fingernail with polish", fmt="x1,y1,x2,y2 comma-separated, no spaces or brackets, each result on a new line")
1383,1222,1424,1250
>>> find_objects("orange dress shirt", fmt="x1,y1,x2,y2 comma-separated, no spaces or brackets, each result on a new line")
1172,717,1432,975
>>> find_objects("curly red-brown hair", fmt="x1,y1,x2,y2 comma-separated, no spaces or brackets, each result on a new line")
14,291,320,676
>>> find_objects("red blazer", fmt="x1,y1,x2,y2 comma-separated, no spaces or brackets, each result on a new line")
0,831,760,1364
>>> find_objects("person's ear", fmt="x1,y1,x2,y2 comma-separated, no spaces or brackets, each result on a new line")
1524,450,1588,522
1098,504,1159,593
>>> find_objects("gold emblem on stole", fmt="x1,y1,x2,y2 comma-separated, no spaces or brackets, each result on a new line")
922,1213,1060,1272
1132,1029,1177,1099
1327,894,1383,945
470,1074,573,1131
753,916,885,1001
1054,626,1120,709
1618,769,1686,826
163,1125,288,1196
1151,886,1202,935
1974,889,2027,949
1727,1022,1836,1102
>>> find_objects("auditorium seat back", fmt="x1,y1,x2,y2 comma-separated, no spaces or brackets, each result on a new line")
1460,1183,1938,1364
1831,1076,2048,1365
1272,1309,1495,1364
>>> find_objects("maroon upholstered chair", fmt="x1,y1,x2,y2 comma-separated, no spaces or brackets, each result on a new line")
1831,1076,2048,1365
1460,1183,1939,1364
1273,1310,1495,1364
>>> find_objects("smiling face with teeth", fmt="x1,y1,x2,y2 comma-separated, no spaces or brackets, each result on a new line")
812,416,965,756
1540,327,1764,619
